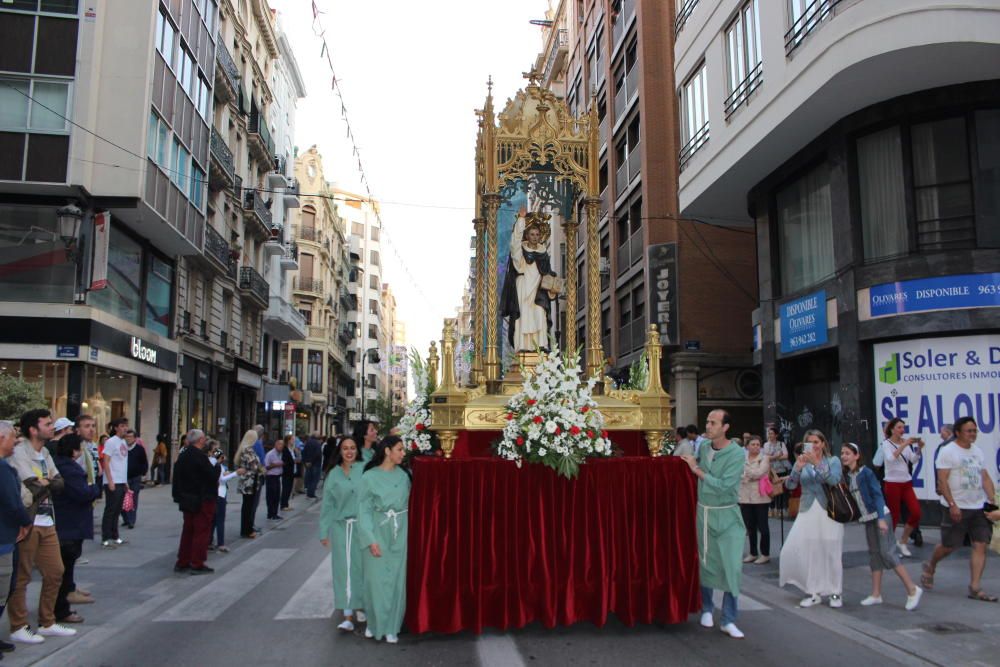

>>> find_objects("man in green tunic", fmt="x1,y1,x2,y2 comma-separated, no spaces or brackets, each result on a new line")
680,409,746,639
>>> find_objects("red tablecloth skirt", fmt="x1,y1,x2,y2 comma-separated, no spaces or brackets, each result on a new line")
405,456,700,634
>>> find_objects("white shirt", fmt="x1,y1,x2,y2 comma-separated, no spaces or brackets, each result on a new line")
937,442,987,509
879,439,920,483
217,464,238,499
103,435,129,485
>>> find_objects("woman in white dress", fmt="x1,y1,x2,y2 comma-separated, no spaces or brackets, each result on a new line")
779,429,845,608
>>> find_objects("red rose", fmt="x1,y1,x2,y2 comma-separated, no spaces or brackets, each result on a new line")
570,426,581,435
586,430,595,438
516,436,524,446
527,399,537,406
554,426,561,435
601,430,609,438
409,442,418,451
415,423,426,431
581,406,589,413
533,416,543,424
506,412,515,420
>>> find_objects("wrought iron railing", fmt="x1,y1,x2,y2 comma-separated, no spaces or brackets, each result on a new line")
233,174,242,199
239,266,269,304
675,0,699,36
679,123,710,172
724,62,763,120
248,110,275,158
243,189,272,229
282,242,298,263
209,128,235,186
226,255,238,282
216,38,240,93
784,0,844,56
294,277,324,294
203,223,230,269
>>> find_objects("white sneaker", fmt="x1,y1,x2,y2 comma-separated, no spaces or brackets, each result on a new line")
101,540,116,549
385,634,398,644
355,611,367,623
799,594,822,608
905,586,923,611
114,537,128,545
364,628,373,639
10,626,45,644
897,542,912,557
38,623,78,637
719,623,745,639
337,620,354,632
699,611,713,628
860,595,883,606
742,555,756,563
829,594,843,608
754,556,770,565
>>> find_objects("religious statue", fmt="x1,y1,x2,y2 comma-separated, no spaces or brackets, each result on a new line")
500,209,562,352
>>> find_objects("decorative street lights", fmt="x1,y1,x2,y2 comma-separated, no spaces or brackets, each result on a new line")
57,203,83,261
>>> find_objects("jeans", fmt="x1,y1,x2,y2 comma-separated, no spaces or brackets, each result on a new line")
121,477,143,527
176,499,216,569
102,484,126,541
54,539,82,620
266,476,282,519
304,464,321,498
701,586,738,626
213,497,227,547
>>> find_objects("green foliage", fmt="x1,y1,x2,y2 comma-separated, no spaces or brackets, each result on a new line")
0,374,48,422
367,394,403,432
617,351,649,391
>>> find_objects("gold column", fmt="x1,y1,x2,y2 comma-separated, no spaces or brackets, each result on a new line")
643,324,665,394
472,217,486,386
563,213,578,356
483,192,501,392
584,196,603,392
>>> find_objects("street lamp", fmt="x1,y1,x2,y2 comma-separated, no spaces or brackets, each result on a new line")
359,347,380,421
57,203,83,261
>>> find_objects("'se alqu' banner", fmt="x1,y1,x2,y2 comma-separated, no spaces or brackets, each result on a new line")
874,334,1000,500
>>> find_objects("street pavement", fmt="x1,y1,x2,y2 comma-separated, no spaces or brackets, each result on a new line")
2,485,998,667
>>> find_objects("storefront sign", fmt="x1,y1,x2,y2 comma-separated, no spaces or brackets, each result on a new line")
647,243,679,346
56,345,79,358
869,272,1000,318
780,290,827,353
129,336,158,365
874,334,1000,500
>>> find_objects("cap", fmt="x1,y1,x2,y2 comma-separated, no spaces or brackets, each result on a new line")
53,417,75,431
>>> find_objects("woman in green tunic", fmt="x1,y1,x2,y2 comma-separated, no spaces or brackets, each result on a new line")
358,435,411,643
319,436,367,631
680,409,747,639
352,420,379,463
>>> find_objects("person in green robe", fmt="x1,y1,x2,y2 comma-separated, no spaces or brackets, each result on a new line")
680,409,747,639
358,435,411,644
319,436,367,632
352,420,379,463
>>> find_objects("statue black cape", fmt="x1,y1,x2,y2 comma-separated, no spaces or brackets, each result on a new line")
500,247,556,351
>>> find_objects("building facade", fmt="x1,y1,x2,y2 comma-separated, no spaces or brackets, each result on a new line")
536,0,759,429
675,0,1000,508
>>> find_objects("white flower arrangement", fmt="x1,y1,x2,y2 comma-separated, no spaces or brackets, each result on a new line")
398,348,439,455
495,348,613,479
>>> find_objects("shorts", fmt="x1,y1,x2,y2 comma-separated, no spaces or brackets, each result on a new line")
940,508,992,548
863,512,901,572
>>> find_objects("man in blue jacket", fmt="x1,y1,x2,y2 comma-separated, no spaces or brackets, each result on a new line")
1,420,32,656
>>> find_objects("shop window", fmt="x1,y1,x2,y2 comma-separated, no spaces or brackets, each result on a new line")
776,162,833,294
145,255,173,338
975,110,1000,248
0,360,68,415
912,117,975,251
83,365,136,436
857,126,907,261
0,204,76,303
89,225,143,325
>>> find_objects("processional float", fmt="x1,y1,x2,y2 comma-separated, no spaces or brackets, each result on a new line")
426,75,673,457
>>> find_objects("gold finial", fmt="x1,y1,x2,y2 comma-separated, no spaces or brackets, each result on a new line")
522,67,542,87
487,75,493,94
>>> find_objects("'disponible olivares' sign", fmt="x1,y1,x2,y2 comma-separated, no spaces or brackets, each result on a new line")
869,272,1000,317
780,290,827,354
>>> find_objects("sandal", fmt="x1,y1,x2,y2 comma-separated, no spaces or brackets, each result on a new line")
920,561,934,590
968,587,998,602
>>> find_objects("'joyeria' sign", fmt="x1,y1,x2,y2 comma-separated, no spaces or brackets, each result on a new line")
130,336,158,365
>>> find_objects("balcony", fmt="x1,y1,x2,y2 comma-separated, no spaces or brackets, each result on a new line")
542,27,569,87
209,128,235,191
214,38,240,104
225,255,238,283
264,222,284,256
293,224,320,244
263,294,307,341
267,155,289,188
280,242,299,270
283,178,300,209
243,189,272,238
238,266,269,308
294,276,324,295
248,110,275,165
202,223,231,273
674,0,698,36
724,62,764,121
785,0,845,57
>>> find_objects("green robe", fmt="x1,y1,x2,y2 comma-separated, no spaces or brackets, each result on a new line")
360,447,374,463
696,440,746,595
358,466,411,640
318,463,366,611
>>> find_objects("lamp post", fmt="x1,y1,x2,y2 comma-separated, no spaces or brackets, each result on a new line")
359,347,380,421
56,203,83,261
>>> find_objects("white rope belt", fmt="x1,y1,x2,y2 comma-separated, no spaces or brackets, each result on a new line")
379,509,408,542
344,518,356,604
698,502,737,565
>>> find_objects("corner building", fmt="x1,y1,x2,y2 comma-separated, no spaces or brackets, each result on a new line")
674,0,1000,515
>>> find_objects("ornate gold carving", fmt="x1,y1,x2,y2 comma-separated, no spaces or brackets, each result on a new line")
606,389,640,404
440,318,457,391
484,193,501,389
466,409,507,426
438,430,457,460
563,215,578,355
585,197,603,387
427,340,439,389
645,430,665,457
472,217,486,386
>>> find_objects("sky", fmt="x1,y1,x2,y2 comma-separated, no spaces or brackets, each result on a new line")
269,0,551,368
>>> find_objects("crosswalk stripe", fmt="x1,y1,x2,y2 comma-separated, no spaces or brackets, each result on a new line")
153,548,297,622
713,590,771,611
275,554,335,620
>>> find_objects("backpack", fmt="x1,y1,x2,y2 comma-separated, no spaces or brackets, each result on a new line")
823,481,861,523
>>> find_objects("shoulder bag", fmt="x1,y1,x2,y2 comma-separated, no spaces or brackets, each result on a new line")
823,481,861,523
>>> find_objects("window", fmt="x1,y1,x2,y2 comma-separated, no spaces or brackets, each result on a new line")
2,1,80,14
857,126,907,260
912,117,975,251
190,164,205,210
290,348,303,387
156,118,169,167
197,74,211,119
300,308,312,325
975,110,1000,248
155,6,176,70
724,0,762,118
0,77,70,133
370,226,380,241
172,139,190,190
307,350,323,392
619,294,631,327
368,324,378,339
370,250,380,266
89,226,143,325
776,162,833,293
369,298,378,315
679,63,709,169
146,111,159,160
352,222,364,236
145,256,173,337
178,44,194,98
369,274,379,290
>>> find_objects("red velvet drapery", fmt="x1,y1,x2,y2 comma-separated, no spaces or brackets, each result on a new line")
405,456,700,634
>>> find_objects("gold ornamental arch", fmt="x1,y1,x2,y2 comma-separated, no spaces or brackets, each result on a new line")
471,75,604,392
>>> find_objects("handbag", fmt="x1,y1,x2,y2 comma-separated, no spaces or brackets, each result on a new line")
768,470,786,497
823,482,861,523
758,474,773,497
122,488,135,513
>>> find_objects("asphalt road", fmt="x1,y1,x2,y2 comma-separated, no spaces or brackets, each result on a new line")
3,484,998,667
